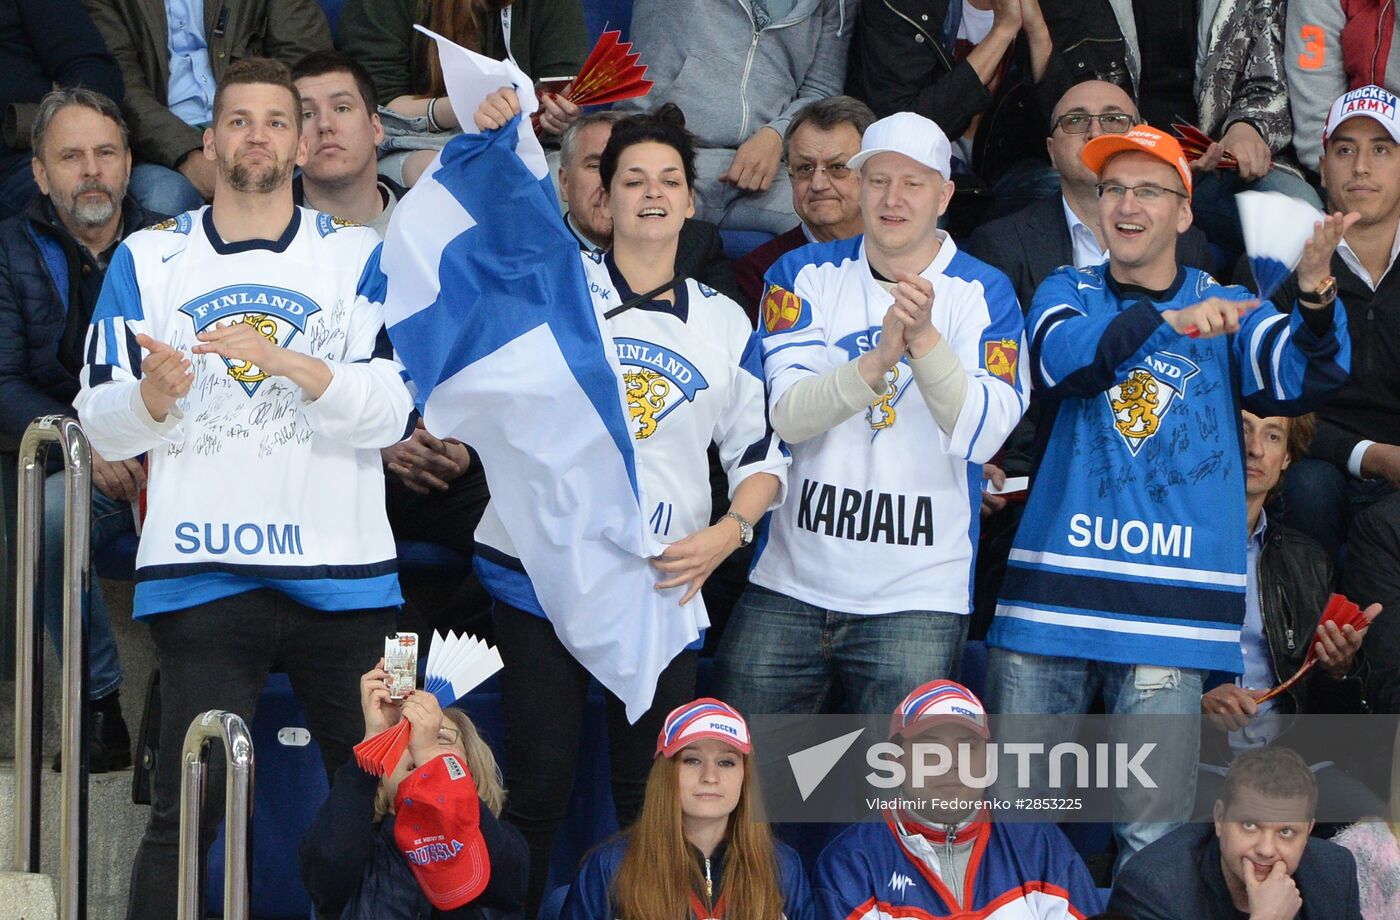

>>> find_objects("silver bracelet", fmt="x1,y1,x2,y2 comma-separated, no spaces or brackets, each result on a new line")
426,96,442,133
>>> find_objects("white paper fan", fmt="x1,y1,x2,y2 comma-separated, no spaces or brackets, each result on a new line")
424,630,504,707
1236,190,1324,300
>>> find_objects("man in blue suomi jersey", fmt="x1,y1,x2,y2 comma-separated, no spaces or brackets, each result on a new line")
985,124,1355,869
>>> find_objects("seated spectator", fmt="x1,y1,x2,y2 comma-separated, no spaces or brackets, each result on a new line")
472,90,787,914
292,51,402,235
335,0,588,189
1197,410,1382,831
0,88,160,773
813,680,1100,918
1108,746,1364,920
1286,0,1400,178
300,660,528,919
562,698,813,920
1,0,122,220
613,0,849,234
734,95,874,315
558,110,741,302
83,0,331,216
965,79,1212,311
1332,729,1400,919
1269,87,1400,564
292,49,493,640
1187,0,1323,267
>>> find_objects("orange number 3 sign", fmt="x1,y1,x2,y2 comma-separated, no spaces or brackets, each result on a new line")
1298,24,1326,69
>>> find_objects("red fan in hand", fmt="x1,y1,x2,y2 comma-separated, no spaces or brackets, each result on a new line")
533,29,653,131
1171,122,1239,169
1253,595,1371,704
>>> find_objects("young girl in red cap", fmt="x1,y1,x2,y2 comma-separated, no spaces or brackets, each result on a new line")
562,698,813,920
300,660,529,919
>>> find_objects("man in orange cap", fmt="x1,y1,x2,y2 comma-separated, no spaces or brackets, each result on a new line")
986,124,1357,870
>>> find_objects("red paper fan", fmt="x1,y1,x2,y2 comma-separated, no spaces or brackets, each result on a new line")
354,721,412,777
1254,594,1368,704
1171,122,1238,169
533,29,653,132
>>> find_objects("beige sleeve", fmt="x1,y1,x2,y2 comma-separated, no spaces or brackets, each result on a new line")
771,359,883,444
907,338,969,436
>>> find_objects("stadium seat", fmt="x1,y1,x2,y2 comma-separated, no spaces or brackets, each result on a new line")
720,229,776,262
317,0,347,35
583,0,633,42
538,885,571,920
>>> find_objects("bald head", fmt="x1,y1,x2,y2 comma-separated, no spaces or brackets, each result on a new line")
1048,81,1141,195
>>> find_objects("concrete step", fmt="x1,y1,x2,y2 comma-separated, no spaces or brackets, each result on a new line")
0,764,148,920
0,870,57,920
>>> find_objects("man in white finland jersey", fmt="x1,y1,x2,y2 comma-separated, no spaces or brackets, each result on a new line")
715,112,1028,718
74,59,413,919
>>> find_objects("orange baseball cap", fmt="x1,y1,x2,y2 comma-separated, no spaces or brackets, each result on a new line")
1080,125,1193,196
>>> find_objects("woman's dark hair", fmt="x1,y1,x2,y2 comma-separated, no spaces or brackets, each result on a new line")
598,103,698,191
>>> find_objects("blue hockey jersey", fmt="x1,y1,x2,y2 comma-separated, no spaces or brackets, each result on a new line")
989,264,1350,673
813,816,1100,919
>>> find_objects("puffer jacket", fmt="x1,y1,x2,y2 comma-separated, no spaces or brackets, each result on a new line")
1196,0,1294,155
613,0,852,148
0,193,160,453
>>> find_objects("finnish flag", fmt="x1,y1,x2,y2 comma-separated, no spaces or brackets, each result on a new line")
379,30,700,721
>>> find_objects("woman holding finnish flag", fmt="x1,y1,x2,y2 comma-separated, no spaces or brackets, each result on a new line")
563,698,813,920
470,91,789,911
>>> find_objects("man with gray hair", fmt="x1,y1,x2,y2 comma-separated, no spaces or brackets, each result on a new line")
735,95,874,311
557,109,741,302
0,87,163,772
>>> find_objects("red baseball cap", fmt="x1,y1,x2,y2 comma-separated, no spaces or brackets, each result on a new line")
656,698,752,758
1080,125,1193,196
394,753,492,910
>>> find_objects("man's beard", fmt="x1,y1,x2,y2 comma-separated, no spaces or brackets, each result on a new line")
61,179,123,228
225,152,293,194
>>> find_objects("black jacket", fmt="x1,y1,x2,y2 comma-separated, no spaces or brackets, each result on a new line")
1107,822,1362,920
962,193,1216,310
846,0,1128,182
300,759,528,920
1273,255,1400,473
0,193,160,453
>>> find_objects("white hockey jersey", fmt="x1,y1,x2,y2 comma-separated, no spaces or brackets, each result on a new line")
474,250,790,620
750,234,1027,615
75,207,414,618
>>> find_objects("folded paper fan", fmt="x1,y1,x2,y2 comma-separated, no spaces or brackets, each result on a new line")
1171,122,1238,169
354,631,504,776
565,30,653,106
1237,190,1325,301
1254,595,1368,704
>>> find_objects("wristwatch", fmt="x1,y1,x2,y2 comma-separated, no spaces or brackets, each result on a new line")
725,511,754,547
1299,276,1337,307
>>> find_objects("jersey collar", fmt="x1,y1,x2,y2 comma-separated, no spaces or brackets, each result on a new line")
202,205,301,255
604,249,689,322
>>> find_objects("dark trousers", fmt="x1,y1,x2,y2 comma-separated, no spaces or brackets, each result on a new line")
1344,492,1400,713
492,601,697,914
125,589,396,920
1275,457,1394,565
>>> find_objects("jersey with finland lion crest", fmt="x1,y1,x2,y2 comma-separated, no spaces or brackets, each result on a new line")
75,207,414,618
750,234,1028,616
473,250,790,622
989,263,1350,673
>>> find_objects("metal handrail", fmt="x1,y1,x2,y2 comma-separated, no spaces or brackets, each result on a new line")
177,710,254,920
12,415,91,920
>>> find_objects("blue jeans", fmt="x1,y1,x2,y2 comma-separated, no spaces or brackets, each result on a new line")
1275,456,1394,565
128,162,204,217
44,471,130,698
986,647,1204,873
1191,167,1323,268
714,584,969,718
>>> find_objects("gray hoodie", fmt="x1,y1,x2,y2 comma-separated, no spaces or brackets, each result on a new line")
615,0,853,149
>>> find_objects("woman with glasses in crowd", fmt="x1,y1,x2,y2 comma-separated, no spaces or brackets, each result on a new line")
563,698,813,920
300,659,528,919
471,90,790,914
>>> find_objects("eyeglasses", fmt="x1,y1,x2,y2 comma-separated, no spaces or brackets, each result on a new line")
788,162,853,181
436,727,461,747
1096,182,1188,203
1054,112,1137,135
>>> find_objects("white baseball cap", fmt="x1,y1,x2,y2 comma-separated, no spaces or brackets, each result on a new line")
1323,84,1400,146
846,111,953,178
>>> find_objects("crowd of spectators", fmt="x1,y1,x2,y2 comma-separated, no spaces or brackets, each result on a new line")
6,0,1400,918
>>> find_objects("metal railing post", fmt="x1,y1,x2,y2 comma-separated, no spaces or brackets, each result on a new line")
177,710,254,920
12,415,91,920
